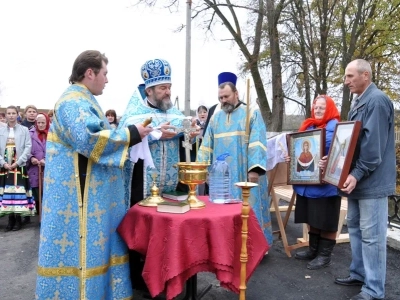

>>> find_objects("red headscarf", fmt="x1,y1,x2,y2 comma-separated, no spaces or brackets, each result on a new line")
298,95,340,132
35,113,50,142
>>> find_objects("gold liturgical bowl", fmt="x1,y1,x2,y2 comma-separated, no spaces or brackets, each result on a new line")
175,162,210,209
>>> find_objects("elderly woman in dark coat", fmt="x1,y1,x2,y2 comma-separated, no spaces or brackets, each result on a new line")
27,113,50,220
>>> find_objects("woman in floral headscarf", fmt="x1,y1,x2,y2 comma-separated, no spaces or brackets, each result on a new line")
286,95,341,270
27,113,50,221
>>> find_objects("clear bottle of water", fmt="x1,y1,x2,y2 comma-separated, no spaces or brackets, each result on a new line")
209,153,231,204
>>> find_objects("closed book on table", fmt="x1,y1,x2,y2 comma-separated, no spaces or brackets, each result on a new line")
162,191,188,201
157,201,190,214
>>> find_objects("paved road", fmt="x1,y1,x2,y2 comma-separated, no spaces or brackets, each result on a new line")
1,215,399,300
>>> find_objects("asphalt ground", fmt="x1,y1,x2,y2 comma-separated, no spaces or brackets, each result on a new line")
0,213,399,300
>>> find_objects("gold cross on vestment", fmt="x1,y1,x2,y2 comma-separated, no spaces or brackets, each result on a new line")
49,290,60,300
62,174,76,195
46,148,59,162
75,107,90,123
89,177,103,195
94,231,108,251
58,203,78,224
88,203,106,224
43,177,55,190
54,232,74,254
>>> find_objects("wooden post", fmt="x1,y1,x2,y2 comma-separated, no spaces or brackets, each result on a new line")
236,182,257,300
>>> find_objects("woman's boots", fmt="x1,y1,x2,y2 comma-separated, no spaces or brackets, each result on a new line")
13,215,22,231
295,232,319,260
307,238,336,270
4,214,22,231
295,232,336,270
5,214,16,231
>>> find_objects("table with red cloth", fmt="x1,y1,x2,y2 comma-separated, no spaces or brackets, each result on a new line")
117,196,269,300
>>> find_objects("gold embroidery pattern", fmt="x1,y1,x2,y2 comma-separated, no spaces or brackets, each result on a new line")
249,141,267,151
119,128,130,168
37,255,129,278
80,157,91,299
47,132,70,148
91,131,110,163
214,131,246,139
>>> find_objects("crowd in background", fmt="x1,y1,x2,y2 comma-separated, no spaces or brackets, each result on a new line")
0,105,63,230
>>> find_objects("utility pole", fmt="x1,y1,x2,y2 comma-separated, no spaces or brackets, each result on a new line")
184,0,192,116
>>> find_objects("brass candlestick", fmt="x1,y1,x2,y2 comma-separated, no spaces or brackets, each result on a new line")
138,172,164,207
235,182,258,300
175,162,210,209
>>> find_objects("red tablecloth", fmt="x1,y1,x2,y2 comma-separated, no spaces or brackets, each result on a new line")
117,197,269,300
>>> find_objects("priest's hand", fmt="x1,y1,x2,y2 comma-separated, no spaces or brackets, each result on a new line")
189,119,201,139
136,123,153,139
159,122,177,139
248,171,259,183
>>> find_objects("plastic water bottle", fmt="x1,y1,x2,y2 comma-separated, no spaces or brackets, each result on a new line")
209,153,231,203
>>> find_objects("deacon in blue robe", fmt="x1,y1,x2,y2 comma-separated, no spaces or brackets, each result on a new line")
36,50,149,300
197,73,273,246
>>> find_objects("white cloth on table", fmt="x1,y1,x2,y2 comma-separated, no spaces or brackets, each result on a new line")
266,132,289,171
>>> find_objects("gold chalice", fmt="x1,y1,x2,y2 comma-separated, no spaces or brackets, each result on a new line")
175,162,210,209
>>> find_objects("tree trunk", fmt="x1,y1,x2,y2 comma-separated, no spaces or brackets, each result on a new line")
267,0,284,132
250,63,272,127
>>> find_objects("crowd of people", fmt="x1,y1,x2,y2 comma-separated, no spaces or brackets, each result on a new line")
0,105,54,230
0,50,394,300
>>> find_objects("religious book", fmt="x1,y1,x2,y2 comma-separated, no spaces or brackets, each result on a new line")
162,191,188,201
157,201,190,214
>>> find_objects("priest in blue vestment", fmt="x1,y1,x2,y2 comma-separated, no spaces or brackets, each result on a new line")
197,72,273,246
36,50,153,300
118,58,200,292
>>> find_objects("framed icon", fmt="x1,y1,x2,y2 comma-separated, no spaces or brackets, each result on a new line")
322,121,361,188
287,128,325,185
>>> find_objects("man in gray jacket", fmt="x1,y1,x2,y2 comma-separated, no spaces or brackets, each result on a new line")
333,59,396,300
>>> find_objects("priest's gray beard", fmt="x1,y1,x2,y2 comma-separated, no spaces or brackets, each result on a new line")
154,96,173,111
222,103,235,113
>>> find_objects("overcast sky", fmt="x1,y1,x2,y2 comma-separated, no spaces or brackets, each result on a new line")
0,0,253,115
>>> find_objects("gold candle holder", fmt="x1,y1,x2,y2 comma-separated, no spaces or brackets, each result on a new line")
235,181,258,300
138,172,164,207
175,162,210,209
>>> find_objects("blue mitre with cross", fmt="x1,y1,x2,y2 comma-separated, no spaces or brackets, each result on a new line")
218,71,237,86
141,59,172,88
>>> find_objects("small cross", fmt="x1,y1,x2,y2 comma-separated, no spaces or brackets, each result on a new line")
46,148,59,162
54,232,74,254
88,203,106,224
40,281,48,289
62,175,76,195
94,231,108,251
89,177,103,195
50,290,60,300
44,251,52,260
58,203,79,224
